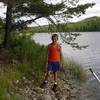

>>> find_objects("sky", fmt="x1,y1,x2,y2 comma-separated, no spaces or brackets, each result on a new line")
0,0,100,26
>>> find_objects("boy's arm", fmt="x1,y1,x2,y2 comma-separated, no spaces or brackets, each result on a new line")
45,45,49,71
59,45,63,68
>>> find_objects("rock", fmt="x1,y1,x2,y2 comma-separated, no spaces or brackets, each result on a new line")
33,87,45,93
33,98,37,100
70,88,78,94
11,77,84,100
59,97,66,100
16,80,19,84
12,59,19,64
42,94,52,100
62,89,70,96
22,76,26,80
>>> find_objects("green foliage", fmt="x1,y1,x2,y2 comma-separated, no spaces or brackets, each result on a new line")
9,34,47,81
0,64,21,99
0,33,47,98
0,18,4,43
66,16,100,32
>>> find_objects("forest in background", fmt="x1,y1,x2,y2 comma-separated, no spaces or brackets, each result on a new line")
30,16,100,32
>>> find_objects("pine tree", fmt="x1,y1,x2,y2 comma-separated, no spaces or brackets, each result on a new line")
0,0,95,47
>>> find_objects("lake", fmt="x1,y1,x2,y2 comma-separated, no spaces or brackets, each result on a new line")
33,32,100,100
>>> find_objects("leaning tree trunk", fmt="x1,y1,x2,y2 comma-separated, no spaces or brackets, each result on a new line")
3,3,12,48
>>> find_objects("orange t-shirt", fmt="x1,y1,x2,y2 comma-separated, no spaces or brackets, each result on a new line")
48,43,61,62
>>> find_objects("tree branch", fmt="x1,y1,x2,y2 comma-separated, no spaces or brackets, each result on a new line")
12,15,43,30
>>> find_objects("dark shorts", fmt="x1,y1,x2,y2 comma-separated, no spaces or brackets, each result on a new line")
48,61,60,72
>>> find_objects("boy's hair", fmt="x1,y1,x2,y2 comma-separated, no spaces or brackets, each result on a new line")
51,34,58,40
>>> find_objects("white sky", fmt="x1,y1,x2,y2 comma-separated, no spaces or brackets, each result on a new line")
0,0,100,26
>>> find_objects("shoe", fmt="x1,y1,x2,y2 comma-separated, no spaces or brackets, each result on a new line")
52,84,59,92
40,81,48,88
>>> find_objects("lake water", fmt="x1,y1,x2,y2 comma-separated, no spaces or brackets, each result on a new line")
33,32,100,100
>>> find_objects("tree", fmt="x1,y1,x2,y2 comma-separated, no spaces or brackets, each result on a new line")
0,0,95,48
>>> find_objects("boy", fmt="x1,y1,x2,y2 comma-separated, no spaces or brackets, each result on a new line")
41,34,63,92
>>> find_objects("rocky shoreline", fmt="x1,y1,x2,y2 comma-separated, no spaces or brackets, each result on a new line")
9,76,85,100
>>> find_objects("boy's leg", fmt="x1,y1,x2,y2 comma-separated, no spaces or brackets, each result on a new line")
44,71,51,82
53,61,60,84
53,72,58,84
40,71,51,88
52,71,59,92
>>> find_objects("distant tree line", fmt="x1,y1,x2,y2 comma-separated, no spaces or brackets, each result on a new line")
66,16,100,32
31,16,100,32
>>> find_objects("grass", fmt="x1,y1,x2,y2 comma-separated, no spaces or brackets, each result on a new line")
0,32,87,99
63,58,87,82
9,33,47,83
0,65,21,100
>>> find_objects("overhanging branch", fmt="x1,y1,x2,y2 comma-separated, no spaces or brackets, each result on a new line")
12,15,43,30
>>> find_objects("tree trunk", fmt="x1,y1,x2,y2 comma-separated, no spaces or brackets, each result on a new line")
3,3,12,48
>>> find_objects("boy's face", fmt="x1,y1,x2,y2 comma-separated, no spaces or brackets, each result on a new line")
52,36,58,43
